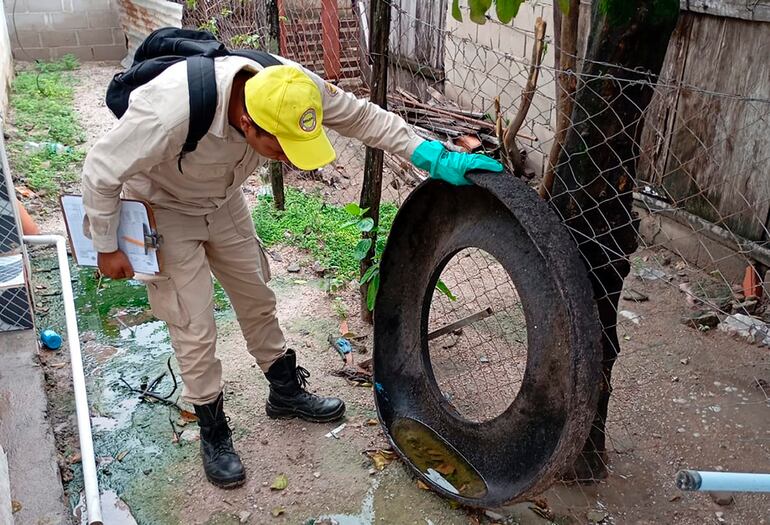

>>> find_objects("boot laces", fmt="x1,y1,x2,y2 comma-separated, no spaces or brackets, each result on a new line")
295,365,310,390
210,417,235,459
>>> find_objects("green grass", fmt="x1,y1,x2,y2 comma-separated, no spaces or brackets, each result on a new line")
8,56,86,197
253,187,398,281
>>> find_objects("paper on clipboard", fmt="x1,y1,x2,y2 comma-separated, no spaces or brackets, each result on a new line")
61,195,160,274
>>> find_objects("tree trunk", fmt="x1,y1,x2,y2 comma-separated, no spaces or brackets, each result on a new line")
549,0,679,481
359,0,390,323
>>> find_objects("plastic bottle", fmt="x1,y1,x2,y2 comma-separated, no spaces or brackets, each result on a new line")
23,141,74,155
40,329,63,350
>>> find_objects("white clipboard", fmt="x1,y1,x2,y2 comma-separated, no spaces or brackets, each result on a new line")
60,195,162,274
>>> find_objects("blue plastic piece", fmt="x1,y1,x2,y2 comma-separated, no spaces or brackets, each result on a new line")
40,329,62,350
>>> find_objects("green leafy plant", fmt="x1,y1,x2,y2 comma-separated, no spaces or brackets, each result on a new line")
452,0,567,24
230,33,261,49
343,203,382,311
199,17,219,36
343,203,457,311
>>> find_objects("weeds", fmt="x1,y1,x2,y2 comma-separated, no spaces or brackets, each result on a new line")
253,188,455,310
8,55,85,197
252,188,397,283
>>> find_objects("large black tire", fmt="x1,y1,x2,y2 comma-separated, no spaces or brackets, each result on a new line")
373,173,602,507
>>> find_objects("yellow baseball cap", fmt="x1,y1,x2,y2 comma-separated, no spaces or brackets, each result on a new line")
244,65,336,170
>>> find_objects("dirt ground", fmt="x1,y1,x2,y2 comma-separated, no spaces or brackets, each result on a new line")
15,62,770,525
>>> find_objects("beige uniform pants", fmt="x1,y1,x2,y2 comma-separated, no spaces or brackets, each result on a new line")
139,190,286,405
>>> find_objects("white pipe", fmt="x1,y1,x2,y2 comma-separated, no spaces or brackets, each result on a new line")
23,235,102,525
677,470,770,493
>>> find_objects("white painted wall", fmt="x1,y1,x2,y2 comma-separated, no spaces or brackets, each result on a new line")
0,3,14,120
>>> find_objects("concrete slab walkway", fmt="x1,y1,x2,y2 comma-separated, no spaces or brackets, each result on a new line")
0,330,68,524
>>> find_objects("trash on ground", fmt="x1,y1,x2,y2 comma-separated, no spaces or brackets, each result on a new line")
719,314,770,346
328,335,354,365
40,328,63,350
587,509,608,523
325,423,347,439
622,288,649,302
681,310,720,330
619,310,642,325
634,267,668,281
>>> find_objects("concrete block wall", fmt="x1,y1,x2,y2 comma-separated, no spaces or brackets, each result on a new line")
3,0,126,62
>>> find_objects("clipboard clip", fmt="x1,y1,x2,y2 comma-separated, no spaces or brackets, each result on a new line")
142,223,163,255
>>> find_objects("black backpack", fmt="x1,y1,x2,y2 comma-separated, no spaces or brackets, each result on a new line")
106,27,282,168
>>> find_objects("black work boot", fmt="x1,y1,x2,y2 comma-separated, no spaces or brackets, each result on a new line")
265,349,346,422
193,393,246,489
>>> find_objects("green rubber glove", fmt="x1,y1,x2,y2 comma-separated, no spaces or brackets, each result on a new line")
410,140,504,186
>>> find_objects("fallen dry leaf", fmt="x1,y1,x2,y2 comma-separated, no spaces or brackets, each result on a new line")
366,449,396,471
365,418,378,426
270,473,288,491
11,500,22,513
68,452,82,464
271,506,285,517
15,186,36,198
179,410,198,423
435,463,456,476
116,450,129,462
416,480,430,491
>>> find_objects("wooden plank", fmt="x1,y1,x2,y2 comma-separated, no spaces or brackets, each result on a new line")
321,0,341,80
637,14,694,186
661,13,770,241
680,0,770,22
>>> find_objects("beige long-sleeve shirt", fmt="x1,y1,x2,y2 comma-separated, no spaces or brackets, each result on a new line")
82,55,424,253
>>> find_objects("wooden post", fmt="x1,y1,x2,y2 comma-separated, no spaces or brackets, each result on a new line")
321,0,341,81
540,0,579,198
267,0,286,210
359,0,390,323
549,0,679,481
277,0,287,56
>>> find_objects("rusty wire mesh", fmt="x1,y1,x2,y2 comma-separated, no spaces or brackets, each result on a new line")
176,0,770,521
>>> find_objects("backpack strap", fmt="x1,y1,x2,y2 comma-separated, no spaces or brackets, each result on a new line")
230,49,283,68
179,55,218,172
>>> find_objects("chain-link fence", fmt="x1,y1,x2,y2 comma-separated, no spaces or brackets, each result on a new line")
176,0,769,522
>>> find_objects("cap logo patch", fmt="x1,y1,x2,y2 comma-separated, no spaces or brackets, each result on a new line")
299,108,317,133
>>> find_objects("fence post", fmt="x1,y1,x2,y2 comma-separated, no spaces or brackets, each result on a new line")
321,0,341,82
276,0,287,56
549,0,679,480
268,0,285,210
358,0,390,323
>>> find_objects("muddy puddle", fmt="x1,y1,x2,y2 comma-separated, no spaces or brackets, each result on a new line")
31,254,236,523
